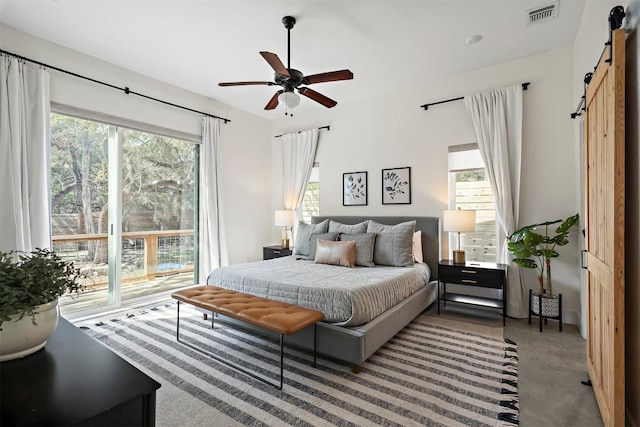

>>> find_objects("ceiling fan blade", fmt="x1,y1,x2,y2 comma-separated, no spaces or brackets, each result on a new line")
302,70,354,85
260,51,290,77
265,90,284,110
218,81,275,87
298,87,337,108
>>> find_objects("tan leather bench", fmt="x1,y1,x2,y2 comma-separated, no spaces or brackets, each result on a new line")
172,285,324,389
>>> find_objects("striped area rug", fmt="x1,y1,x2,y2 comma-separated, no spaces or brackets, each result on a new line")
78,303,518,427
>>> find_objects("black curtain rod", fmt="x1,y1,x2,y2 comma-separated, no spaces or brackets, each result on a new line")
274,125,330,138
420,82,531,111
0,49,231,123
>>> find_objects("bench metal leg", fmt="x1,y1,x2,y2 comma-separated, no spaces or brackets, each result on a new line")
279,334,284,390
175,303,288,390
313,323,317,368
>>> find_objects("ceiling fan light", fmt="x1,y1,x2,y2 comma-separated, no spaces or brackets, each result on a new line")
278,91,300,108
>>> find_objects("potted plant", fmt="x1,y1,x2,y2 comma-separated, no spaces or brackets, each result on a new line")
0,248,85,361
507,213,579,318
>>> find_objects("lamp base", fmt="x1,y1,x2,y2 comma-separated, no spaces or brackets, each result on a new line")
452,250,466,264
282,239,290,250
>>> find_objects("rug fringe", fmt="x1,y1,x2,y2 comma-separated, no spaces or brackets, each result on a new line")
499,340,520,426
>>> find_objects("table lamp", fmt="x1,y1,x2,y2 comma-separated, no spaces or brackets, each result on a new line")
443,208,476,264
274,210,295,249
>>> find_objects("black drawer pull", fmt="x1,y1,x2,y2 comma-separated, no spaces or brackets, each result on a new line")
461,279,477,284
461,270,477,274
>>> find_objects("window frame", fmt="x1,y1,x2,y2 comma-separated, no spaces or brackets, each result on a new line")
448,144,497,263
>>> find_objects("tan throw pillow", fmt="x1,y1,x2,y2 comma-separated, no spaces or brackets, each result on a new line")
314,239,356,268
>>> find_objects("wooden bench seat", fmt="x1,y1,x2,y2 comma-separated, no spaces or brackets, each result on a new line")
171,285,324,389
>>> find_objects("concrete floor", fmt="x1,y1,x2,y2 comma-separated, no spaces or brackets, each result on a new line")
427,303,603,427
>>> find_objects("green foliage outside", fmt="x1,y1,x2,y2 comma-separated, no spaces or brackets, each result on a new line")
50,114,196,263
456,169,486,182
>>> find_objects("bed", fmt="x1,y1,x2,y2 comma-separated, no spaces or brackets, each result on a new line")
205,216,440,371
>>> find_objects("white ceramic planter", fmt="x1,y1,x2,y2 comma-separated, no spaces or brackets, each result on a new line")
0,299,59,362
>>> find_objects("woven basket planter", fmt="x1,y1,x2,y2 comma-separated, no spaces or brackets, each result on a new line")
531,293,561,318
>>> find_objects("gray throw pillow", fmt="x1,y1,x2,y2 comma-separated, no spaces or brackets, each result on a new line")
339,233,376,267
293,220,329,257
366,220,416,267
308,232,340,260
328,220,368,234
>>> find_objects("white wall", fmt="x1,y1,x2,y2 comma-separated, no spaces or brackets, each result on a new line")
272,46,582,324
0,25,274,265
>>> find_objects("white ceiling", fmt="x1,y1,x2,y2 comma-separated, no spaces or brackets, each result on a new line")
0,0,586,119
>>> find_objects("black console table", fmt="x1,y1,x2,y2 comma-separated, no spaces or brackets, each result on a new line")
0,317,161,426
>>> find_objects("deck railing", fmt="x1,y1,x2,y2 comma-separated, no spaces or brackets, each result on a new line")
52,230,195,288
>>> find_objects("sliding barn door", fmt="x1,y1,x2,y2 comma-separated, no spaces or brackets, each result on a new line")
584,28,625,427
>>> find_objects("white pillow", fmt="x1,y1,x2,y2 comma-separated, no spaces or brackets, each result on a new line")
413,231,423,263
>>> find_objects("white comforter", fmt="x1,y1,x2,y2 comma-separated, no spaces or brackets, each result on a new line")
206,257,430,326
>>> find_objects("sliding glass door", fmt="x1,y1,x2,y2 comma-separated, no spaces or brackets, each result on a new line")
51,113,197,315
50,113,111,311
119,128,196,302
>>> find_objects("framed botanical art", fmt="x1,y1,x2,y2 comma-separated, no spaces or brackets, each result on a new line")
382,167,411,204
343,171,368,206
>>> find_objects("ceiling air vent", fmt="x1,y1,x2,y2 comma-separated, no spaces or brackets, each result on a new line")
528,1,559,24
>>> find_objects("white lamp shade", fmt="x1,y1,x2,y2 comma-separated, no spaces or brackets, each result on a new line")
443,209,476,232
274,210,295,227
278,91,300,108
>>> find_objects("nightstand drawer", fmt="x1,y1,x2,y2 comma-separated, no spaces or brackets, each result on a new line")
263,246,292,260
439,264,504,288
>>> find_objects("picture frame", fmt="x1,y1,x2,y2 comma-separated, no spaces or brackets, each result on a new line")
382,167,411,205
343,171,368,206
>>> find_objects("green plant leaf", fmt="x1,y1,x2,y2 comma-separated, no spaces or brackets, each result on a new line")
0,248,86,330
556,213,580,234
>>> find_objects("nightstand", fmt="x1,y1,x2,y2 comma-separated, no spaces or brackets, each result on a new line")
263,245,292,260
437,260,508,325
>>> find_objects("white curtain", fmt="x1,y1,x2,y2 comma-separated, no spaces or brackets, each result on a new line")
282,128,319,214
199,117,228,282
0,56,51,253
464,84,527,318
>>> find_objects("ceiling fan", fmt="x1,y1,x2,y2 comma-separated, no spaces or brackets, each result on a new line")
218,16,354,112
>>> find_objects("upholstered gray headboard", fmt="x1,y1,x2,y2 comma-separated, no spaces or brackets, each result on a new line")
311,216,440,281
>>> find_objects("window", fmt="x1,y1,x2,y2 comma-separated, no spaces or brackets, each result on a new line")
50,112,197,315
301,164,319,223
448,145,496,262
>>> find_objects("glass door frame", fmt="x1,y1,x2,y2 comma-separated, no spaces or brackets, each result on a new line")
107,126,123,306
